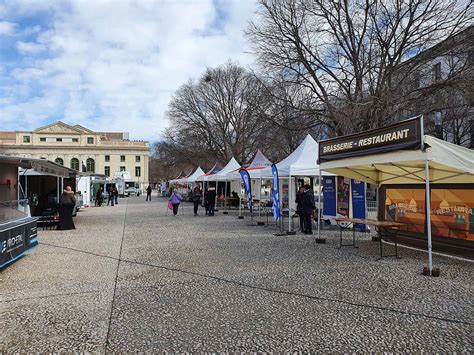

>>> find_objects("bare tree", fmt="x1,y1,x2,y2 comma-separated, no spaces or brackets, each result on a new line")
165,61,271,164
247,0,472,136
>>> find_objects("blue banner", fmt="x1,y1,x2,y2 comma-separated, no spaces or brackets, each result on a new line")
322,176,336,216
351,179,366,230
271,164,280,221
239,169,252,213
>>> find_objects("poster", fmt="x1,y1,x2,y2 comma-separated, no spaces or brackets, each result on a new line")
385,187,474,241
322,176,336,217
351,179,366,229
337,176,350,217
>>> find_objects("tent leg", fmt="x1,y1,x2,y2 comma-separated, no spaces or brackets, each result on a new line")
257,177,264,225
316,170,325,243
424,160,437,277
287,176,295,235
238,184,243,219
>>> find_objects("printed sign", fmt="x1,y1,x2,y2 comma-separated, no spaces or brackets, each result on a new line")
0,219,38,269
351,179,366,230
239,169,252,213
318,116,422,162
322,176,336,217
271,164,280,221
337,176,350,217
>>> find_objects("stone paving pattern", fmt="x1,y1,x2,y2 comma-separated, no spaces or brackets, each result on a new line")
1,197,472,352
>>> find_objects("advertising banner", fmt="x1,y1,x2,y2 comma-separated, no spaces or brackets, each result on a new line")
271,164,280,221
318,116,422,163
239,169,252,213
385,187,474,241
351,179,366,229
322,176,336,217
337,176,350,217
0,218,38,269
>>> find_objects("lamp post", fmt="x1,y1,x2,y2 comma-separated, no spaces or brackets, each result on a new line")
434,111,443,139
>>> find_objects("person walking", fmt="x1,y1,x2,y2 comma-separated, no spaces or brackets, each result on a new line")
57,186,76,230
113,186,119,205
146,185,152,201
206,184,216,216
107,186,115,206
296,186,306,232
96,186,104,207
192,186,201,215
169,188,182,216
302,184,316,234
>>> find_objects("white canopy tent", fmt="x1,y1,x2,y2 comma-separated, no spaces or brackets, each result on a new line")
226,149,273,181
320,134,474,275
260,134,331,232
180,167,204,184
196,162,222,182
207,157,241,182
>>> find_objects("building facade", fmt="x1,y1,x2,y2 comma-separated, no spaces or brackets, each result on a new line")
0,121,150,190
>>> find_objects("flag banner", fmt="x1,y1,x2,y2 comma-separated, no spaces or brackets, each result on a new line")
271,164,280,221
351,179,366,230
322,176,336,217
239,169,252,213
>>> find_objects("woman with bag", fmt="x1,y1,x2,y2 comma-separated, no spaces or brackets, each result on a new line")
192,186,202,216
169,188,182,216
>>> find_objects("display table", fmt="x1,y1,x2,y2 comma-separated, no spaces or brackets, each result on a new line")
0,216,38,269
335,218,406,259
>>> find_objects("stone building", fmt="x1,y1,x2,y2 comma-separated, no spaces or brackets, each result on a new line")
0,121,149,190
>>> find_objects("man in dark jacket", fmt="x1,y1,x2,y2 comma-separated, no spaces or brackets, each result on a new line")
146,185,152,201
295,186,305,232
302,184,316,234
206,185,217,216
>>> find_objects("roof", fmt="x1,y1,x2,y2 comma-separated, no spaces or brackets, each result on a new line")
320,135,474,185
0,155,75,178
206,157,241,181
180,167,205,184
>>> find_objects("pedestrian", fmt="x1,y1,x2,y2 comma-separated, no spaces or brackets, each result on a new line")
107,186,115,206
169,188,182,216
207,184,216,216
203,188,209,215
96,187,104,207
296,186,306,232
302,184,316,234
146,185,152,201
57,186,76,230
113,186,119,205
192,186,201,215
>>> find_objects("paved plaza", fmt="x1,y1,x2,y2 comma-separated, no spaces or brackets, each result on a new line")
1,197,473,352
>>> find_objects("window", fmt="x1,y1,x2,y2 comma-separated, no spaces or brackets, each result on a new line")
55,157,64,165
104,166,110,176
86,158,95,173
87,137,94,144
120,166,126,172
120,155,126,162
40,138,46,142
23,136,30,143
433,63,441,81
105,155,110,162
56,138,62,142
72,138,79,142
70,158,80,170
135,167,141,177
135,155,141,162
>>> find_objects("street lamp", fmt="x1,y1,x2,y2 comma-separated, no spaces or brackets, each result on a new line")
434,111,443,140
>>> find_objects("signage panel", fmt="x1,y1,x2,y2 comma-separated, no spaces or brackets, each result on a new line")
319,116,422,162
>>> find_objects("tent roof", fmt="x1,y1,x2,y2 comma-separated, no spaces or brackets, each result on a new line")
226,150,273,180
260,134,327,177
180,167,204,183
0,155,75,178
320,135,474,185
207,157,241,181
196,161,222,181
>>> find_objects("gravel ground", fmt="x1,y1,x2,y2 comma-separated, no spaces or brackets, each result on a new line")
1,196,472,352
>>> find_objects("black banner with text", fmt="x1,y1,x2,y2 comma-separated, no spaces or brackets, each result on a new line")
318,116,422,163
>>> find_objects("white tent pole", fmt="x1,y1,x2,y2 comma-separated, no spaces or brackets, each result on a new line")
224,179,227,211
259,176,262,221
288,175,292,232
425,159,433,276
318,169,322,238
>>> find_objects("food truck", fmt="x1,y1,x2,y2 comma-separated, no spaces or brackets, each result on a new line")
0,156,45,268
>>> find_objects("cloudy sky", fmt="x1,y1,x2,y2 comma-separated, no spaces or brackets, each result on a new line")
0,0,256,141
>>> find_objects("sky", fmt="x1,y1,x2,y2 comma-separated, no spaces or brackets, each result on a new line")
0,0,256,141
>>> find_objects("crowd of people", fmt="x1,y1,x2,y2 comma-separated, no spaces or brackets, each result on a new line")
94,186,119,207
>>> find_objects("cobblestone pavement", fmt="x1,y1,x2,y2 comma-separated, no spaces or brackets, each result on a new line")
1,197,472,352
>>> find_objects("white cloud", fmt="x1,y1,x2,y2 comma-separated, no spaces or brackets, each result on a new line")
0,0,257,141
0,20,16,35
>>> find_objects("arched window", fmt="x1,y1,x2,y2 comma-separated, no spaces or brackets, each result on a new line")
55,157,64,165
86,158,95,173
70,158,80,170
